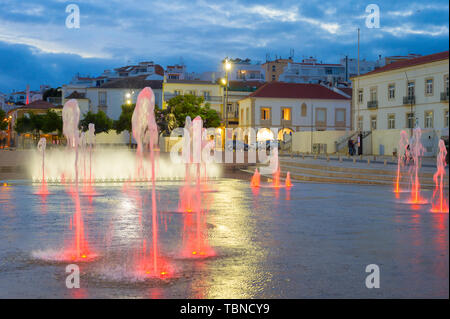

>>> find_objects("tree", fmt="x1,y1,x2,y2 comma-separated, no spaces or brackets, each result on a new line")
114,103,135,145
167,94,221,128
42,110,62,135
43,88,61,101
80,110,113,134
0,109,8,131
14,116,34,134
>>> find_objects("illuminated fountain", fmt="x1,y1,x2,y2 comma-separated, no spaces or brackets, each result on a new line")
408,126,427,205
132,87,173,278
250,168,261,187
61,99,96,262
179,116,215,258
35,137,50,195
285,172,292,188
394,130,409,194
431,139,448,213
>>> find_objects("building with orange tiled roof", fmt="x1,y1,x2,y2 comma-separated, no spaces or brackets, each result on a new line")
351,51,449,156
237,82,351,143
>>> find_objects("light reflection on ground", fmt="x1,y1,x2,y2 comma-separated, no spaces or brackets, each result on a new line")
0,179,447,298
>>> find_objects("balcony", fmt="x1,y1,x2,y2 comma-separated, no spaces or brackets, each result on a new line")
403,95,415,105
441,91,449,102
367,100,378,109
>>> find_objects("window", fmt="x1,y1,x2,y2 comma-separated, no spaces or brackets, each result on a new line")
370,115,377,130
315,108,327,129
358,116,363,130
445,110,449,128
240,109,244,122
98,91,107,106
174,90,182,96
202,91,210,100
261,107,270,120
358,89,363,103
370,87,377,101
407,81,415,97
388,84,395,99
272,65,276,72
282,108,291,121
272,74,276,81
425,78,433,95
406,112,415,129
335,109,346,127
301,103,307,117
388,114,395,129
246,108,249,124
424,111,433,128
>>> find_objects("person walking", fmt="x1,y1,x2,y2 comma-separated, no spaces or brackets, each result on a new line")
348,138,354,156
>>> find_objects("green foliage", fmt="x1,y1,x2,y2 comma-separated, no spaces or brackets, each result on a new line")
43,88,61,101
113,104,135,134
0,109,8,130
80,110,113,134
14,116,34,134
14,110,62,135
167,94,221,128
42,110,62,134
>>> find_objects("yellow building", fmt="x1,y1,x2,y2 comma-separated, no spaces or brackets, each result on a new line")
162,79,224,115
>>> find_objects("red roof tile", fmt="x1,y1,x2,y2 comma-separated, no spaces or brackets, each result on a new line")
248,82,350,100
357,51,449,77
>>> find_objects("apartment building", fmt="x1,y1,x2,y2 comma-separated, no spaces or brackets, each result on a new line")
352,51,449,132
262,58,293,82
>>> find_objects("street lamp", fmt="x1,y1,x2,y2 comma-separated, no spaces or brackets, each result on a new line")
223,59,232,129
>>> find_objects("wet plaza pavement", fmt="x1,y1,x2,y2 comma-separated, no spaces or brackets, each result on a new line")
0,179,448,298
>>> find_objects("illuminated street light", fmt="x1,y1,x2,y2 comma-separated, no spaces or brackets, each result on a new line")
125,93,131,98
221,78,227,85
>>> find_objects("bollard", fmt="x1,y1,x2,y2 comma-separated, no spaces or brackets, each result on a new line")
314,155,317,160
353,158,356,164
373,156,376,161
360,155,362,160
367,159,370,165
384,160,387,166
339,156,342,163
302,154,305,160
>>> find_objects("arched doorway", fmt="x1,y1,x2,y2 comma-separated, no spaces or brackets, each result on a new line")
257,128,274,141
278,128,294,141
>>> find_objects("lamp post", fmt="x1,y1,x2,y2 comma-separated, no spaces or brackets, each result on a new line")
224,59,231,129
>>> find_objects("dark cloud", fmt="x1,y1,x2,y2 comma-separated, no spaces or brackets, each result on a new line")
0,0,448,92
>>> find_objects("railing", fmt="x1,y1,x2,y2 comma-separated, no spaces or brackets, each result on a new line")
367,100,378,109
164,93,223,102
403,95,415,105
441,91,449,102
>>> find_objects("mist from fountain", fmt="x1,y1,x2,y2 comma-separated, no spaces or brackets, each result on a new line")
431,139,449,213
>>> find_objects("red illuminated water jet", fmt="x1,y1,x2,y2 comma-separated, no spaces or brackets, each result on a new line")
285,172,292,188
250,168,261,187
408,127,427,205
132,87,173,278
179,116,215,259
431,139,448,213
394,130,409,194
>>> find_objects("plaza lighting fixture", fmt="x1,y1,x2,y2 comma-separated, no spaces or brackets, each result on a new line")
125,93,131,98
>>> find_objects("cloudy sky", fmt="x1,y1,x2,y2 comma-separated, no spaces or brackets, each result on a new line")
0,0,448,92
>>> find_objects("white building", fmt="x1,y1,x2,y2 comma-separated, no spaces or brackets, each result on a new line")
279,58,346,85
70,61,164,88
238,82,351,142
62,76,163,120
351,50,449,155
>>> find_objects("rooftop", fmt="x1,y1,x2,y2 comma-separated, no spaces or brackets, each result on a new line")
354,51,449,78
100,76,163,89
247,82,350,100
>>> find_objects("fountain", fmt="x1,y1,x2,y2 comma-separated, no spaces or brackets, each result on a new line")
61,99,96,262
179,116,215,258
394,130,409,194
250,168,261,187
35,137,50,195
408,126,427,205
132,87,172,278
431,139,448,213
285,172,292,188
